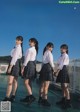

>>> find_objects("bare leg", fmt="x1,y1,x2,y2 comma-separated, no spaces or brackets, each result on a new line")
39,82,44,98
61,83,66,98
6,76,14,97
43,81,50,99
24,79,32,95
61,83,71,108
29,80,32,90
12,76,18,96
64,83,70,100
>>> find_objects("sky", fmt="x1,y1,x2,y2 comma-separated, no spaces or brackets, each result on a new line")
0,0,80,61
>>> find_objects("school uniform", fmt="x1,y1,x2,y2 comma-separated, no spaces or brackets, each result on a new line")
40,50,54,81
23,46,36,80
7,44,22,77
56,53,70,83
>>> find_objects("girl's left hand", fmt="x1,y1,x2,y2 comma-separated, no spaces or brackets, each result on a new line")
21,67,24,76
55,69,60,77
8,66,12,73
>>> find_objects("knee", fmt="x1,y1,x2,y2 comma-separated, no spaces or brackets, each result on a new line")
24,80,28,86
13,79,18,84
14,77,18,81
8,82,13,86
44,86,48,91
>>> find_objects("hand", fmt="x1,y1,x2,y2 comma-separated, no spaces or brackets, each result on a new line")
21,67,24,76
53,72,56,78
8,66,12,74
55,69,60,77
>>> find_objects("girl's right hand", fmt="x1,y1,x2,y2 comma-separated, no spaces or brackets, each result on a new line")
21,67,24,76
7,66,12,74
55,69,60,77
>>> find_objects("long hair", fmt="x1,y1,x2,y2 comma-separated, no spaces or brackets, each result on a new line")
16,36,23,55
43,42,54,55
60,44,68,54
29,38,39,54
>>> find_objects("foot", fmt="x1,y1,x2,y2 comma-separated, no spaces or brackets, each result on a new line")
3,97,10,101
56,97,66,105
42,99,51,107
20,96,30,103
62,99,72,109
27,95,36,105
9,95,15,102
38,97,43,104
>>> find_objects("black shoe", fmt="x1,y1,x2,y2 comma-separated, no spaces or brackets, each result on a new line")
9,95,15,102
56,97,66,105
20,96,30,103
38,97,43,104
62,99,72,109
42,99,51,107
3,97,10,101
27,95,36,105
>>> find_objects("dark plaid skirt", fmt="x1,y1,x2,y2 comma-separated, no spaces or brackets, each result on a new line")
7,58,22,77
23,61,36,80
56,65,70,83
39,63,53,81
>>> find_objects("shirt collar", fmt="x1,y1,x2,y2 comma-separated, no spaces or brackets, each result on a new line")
16,44,21,47
31,46,35,49
61,52,66,56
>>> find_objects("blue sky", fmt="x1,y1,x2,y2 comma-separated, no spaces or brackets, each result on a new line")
0,0,80,61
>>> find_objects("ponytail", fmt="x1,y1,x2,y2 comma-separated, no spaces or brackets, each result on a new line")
21,43,23,56
43,42,54,55
43,46,47,55
66,49,68,54
35,40,38,54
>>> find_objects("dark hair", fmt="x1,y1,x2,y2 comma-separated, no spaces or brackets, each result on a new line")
43,42,54,55
16,36,23,55
29,38,39,54
60,44,68,54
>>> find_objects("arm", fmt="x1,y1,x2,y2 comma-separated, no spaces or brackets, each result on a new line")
23,49,31,67
58,55,69,70
8,46,21,73
21,49,31,75
48,51,55,71
10,46,21,66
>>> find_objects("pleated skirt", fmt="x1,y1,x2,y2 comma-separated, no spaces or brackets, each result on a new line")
39,63,53,82
56,65,70,83
23,61,36,80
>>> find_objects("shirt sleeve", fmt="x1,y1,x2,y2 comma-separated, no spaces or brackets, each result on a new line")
48,52,55,68
23,49,31,66
58,55,69,70
10,46,21,66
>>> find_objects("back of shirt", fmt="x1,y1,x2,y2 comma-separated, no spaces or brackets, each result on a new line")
23,46,37,66
57,53,69,70
42,50,54,68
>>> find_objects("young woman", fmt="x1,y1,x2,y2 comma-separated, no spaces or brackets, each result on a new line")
3,36,23,102
20,38,38,105
56,44,71,109
38,42,54,107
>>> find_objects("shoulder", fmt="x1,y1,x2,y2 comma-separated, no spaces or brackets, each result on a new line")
44,50,50,55
26,47,33,53
28,47,34,51
16,45,21,49
48,50,52,55
64,53,69,58
47,51,53,57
